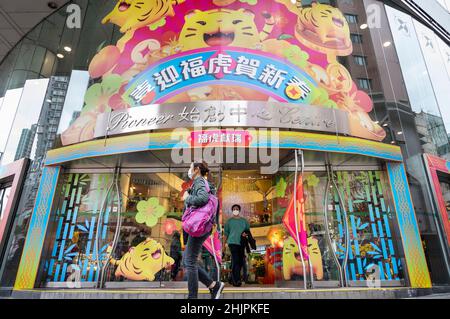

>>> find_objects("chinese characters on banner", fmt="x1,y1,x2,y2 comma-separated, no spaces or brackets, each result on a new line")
126,49,315,106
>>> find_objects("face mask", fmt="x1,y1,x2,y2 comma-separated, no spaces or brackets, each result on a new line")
232,210,240,216
188,168,194,180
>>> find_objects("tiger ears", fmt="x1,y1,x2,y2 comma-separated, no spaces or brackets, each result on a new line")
238,8,255,19
185,10,202,20
102,12,112,25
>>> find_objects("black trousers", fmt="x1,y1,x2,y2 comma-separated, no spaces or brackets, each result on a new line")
229,244,245,285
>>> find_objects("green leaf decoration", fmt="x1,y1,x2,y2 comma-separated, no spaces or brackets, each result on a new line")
149,18,166,31
240,0,258,5
275,177,287,198
284,45,310,69
278,34,294,40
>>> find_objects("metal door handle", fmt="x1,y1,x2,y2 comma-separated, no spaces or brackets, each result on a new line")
323,167,344,287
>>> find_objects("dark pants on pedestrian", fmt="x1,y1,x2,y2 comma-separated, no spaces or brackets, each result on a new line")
229,244,245,285
183,232,214,299
171,254,181,280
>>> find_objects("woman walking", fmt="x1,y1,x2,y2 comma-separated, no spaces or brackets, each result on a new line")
182,161,224,299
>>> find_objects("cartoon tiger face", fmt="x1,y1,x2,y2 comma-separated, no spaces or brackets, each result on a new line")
110,238,174,281
179,9,273,52
102,0,185,33
282,236,324,281
295,3,352,56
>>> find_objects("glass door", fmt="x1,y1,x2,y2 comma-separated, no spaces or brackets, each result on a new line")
326,154,406,287
272,151,406,289
273,151,341,288
221,170,276,287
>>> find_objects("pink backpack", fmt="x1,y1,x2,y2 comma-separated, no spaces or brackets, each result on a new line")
182,179,218,237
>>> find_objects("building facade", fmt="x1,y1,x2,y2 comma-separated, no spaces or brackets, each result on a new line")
0,0,449,296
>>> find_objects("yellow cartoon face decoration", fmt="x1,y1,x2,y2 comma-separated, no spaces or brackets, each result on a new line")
282,236,324,281
295,2,352,56
109,238,174,281
102,0,186,33
179,8,275,52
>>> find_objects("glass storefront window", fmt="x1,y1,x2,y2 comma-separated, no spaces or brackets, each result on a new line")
0,185,12,226
40,173,115,285
38,156,407,289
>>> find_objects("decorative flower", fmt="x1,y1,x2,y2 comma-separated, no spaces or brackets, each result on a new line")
310,87,338,109
306,174,320,187
108,83,131,110
136,197,166,227
163,218,178,236
83,75,124,113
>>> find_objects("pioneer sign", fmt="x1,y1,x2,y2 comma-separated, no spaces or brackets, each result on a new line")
94,101,350,139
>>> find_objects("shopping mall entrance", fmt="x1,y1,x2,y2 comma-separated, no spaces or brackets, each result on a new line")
36,150,407,289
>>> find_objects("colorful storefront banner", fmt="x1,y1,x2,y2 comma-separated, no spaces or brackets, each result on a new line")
61,0,387,146
14,166,61,290
424,154,450,246
387,162,431,288
46,130,404,166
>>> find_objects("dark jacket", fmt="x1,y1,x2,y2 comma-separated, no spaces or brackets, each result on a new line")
183,177,220,231
185,176,217,208
241,229,256,254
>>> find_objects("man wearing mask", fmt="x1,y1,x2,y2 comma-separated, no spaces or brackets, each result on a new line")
224,204,250,287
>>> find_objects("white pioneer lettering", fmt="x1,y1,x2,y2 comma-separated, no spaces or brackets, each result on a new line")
108,112,174,131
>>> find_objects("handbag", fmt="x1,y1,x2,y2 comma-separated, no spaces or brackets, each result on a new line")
182,179,218,237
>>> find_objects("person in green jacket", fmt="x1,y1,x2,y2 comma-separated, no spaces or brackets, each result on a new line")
224,204,250,287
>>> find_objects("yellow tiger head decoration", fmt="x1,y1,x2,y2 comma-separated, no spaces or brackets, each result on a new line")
102,0,186,33
110,238,174,281
282,236,324,281
295,2,352,56
179,8,275,52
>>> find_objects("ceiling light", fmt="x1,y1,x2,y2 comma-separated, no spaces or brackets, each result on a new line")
57,53,64,59
64,46,72,52
383,123,389,127
397,131,403,135
360,24,368,30
383,41,392,47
